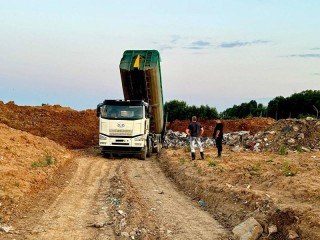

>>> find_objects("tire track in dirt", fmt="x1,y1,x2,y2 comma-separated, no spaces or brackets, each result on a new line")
3,153,231,240
121,157,231,240
4,156,119,240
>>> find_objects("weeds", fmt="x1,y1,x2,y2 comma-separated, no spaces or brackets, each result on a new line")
283,160,297,176
297,145,303,153
31,153,56,168
215,165,224,172
208,159,217,167
31,161,43,168
179,157,187,165
278,145,288,155
207,159,224,171
185,145,191,152
248,163,261,176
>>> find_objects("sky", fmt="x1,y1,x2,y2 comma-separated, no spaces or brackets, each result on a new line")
0,0,319,112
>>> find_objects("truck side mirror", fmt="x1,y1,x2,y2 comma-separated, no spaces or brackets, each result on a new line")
96,104,102,117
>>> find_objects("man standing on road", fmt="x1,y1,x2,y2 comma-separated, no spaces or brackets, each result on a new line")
186,116,204,160
213,118,224,158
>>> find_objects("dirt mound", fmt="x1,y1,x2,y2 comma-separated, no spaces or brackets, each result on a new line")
0,101,275,149
0,101,98,149
159,147,320,239
167,118,275,137
0,123,74,223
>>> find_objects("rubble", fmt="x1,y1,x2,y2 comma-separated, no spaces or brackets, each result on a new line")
232,217,263,240
164,119,320,152
250,119,320,152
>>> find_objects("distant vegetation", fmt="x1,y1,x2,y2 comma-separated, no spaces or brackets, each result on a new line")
165,90,320,120
164,100,219,122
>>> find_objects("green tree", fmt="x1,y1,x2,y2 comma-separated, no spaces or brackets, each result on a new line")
164,100,218,121
164,100,188,122
267,90,320,119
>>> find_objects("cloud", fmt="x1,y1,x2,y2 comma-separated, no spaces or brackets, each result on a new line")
170,35,181,44
288,54,320,58
310,47,320,50
192,40,211,47
159,45,174,51
184,40,211,50
219,40,269,48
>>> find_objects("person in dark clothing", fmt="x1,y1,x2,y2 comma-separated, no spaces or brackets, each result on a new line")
186,116,204,160
213,119,223,158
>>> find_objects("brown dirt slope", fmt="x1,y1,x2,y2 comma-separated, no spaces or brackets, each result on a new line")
0,101,98,149
0,101,274,149
160,147,320,239
168,118,275,137
0,123,74,223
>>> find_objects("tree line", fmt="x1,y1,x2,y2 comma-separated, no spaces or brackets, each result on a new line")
164,100,219,122
164,90,320,121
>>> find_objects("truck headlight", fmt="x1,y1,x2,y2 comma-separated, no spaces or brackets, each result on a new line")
134,136,145,142
99,134,107,140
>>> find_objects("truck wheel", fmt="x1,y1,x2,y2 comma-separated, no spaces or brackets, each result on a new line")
146,138,152,157
156,142,162,153
139,147,147,160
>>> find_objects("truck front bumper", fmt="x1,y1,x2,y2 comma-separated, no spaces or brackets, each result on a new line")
101,146,144,155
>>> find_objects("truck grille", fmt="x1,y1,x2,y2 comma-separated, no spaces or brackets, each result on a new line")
109,129,133,136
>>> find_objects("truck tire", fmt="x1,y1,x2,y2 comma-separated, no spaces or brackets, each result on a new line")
139,147,147,160
156,142,162,153
146,138,152,157
153,136,162,153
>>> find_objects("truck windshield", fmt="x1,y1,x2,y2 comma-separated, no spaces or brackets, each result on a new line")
101,105,144,120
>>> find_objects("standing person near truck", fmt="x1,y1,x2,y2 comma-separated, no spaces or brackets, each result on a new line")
213,118,224,158
186,116,204,160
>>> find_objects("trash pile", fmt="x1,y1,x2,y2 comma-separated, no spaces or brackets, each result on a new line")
163,130,248,148
163,130,215,148
249,118,320,152
164,118,320,152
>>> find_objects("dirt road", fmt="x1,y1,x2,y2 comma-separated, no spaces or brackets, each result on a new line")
4,153,230,240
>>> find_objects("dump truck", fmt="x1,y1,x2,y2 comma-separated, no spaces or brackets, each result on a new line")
96,50,165,159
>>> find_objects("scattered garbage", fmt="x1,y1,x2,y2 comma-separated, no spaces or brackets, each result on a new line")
198,200,206,207
111,197,120,205
0,224,14,233
164,119,320,152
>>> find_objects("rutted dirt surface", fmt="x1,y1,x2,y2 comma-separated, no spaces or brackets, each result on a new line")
4,153,116,240
122,158,228,239
2,152,230,240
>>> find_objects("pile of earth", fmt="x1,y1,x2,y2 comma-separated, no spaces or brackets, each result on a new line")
0,101,276,150
160,147,320,239
0,101,98,149
167,118,275,137
0,123,74,223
